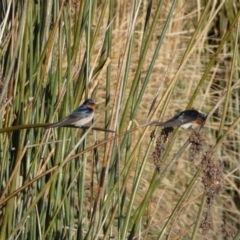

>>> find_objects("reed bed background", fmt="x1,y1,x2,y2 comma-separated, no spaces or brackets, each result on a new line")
0,0,239,239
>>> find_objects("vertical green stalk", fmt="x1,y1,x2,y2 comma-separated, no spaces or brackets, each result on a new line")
119,0,164,132
0,1,28,238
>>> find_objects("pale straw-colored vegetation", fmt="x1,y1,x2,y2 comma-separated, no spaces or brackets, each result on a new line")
0,0,239,239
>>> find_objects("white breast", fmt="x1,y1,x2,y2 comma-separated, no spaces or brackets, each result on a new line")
73,113,94,127
180,122,193,129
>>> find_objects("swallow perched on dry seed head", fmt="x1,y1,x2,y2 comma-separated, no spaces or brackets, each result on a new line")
156,110,206,129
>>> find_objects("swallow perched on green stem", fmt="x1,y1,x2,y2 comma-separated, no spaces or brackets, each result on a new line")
46,99,95,129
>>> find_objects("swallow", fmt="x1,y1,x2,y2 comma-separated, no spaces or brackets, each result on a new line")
46,99,95,129
156,110,206,129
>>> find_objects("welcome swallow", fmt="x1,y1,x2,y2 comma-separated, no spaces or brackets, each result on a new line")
46,99,95,128
156,110,206,129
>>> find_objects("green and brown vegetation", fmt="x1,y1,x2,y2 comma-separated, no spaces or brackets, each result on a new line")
0,0,239,239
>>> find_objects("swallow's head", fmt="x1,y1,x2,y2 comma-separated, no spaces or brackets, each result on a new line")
196,112,207,125
83,99,96,110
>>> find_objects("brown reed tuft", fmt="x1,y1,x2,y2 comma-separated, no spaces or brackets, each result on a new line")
189,130,205,167
221,219,235,240
152,127,173,173
200,147,224,233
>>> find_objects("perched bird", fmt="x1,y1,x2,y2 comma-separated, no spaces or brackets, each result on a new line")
46,99,95,129
156,110,206,129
